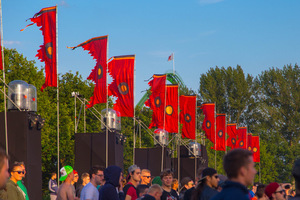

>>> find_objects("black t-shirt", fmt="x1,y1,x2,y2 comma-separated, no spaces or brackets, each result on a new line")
161,189,179,200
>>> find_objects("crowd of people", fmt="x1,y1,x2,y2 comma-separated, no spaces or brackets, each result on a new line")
0,148,298,200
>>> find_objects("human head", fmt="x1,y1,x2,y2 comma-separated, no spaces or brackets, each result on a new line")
0,149,9,189
256,184,267,200
265,182,285,200
59,165,74,182
51,172,57,180
181,177,194,190
152,176,162,186
148,184,163,200
172,178,179,191
141,169,151,185
89,165,105,186
160,169,174,188
223,149,256,186
292,159,300,192
128,164,141,183
104,165,122,187
9,162,24,183
137,184,149,197
15,162,26,178
81,172,90,185
72,170,79,184
200,167,219,189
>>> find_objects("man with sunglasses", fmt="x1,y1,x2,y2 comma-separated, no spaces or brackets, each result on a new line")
265,183,286,200
16,162,29,200
141,169,151,186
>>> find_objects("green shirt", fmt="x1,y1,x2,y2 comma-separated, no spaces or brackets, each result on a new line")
17,181,29,200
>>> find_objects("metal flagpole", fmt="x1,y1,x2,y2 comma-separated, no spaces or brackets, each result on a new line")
195,97,197,181
177,87,180,181
74,94,77,133
133,56,136,164
225,114,227,153
214,103,216,169
259,135,261,183
105,38,109,168
0,0,8,154
56,5,60,187
84,100,86,133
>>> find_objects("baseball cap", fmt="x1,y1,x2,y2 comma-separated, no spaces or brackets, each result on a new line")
199,167,217,182
265,182,280,198
152,176,162,186
59,165,73,181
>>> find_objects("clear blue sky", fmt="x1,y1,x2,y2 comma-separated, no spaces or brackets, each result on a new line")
2,0,300,104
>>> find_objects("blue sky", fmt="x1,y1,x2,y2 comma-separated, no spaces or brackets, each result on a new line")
2,0,300,104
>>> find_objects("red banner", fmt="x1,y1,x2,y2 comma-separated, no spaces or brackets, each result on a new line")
0,36,3,70
145,74,166,129
180,95,196,139
200,103,215,143
68,36,108,108
212,114,226,151
226,124,238,149
252,136,260,162
164,85,178,133
108,55,135,117
22,6,57,91
237,127,247,149
247,133,253,151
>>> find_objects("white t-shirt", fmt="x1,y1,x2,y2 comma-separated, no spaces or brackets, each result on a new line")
80,182,99,200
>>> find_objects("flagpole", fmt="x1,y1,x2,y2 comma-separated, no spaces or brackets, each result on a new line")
105,37,109,168
259,135,261,183
177,87,180,181
225,115,227,154
214,103,216,169
195,97,197,181
84,100,86,133
173,53,175,75
0,0,8,154
55,5,60,187
74,94,77,133
133,56,136,164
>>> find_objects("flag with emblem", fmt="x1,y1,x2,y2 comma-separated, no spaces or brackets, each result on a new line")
247,133,253,151
252,136,260,162
237,127,247,149
145,74,166,129
200,103,215,144
21,6,57,91
226,123,238,149
212,114,226,151
108,55,135,117
180,95,196,139
164,84,178,133
68,35,108,108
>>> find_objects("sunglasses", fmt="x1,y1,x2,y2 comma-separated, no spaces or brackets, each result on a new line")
142,176,151,179
274,190,285,194
13,171,25,174
214,175,219,179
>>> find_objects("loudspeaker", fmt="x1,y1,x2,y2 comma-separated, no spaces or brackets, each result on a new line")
135,146,172,177
0,111,42,200
74,131,124,176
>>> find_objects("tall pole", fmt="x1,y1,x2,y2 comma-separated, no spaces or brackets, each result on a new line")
259,135,261,183
56,5,60,187
214,103,216,169
177,87,180,181
105,38,109,168
194,97,197,181
0,0,8,154
172,53,175,75
74,94,77,133
133,56,136,164
84,100,86,133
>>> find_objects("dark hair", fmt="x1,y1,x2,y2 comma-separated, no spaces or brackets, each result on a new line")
137,184,149,197
223,149,253,179
256,184,266,198
51,172,56,177
89,165,105,179
9,162,22,173
0,148,8,171
160,169,174,179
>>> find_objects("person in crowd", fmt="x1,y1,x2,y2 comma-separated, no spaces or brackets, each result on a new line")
172,178,179,195
160,169,179,200
72,170,79,198
211,149,257,200
291,159,300,200
124,165,141,200
57,165,75,200
179,177,193,200
250,182,260,200
265,182,286,200
255,184,267,200
191,167,219,200
98,165,124,200
0,148,9,190
49,172,59,200
81,165,104,200
141,169,152,186
141,184,163,200
16,162,29,200
136,184,149,200
152,177,162,186
0,162,25,200
184,167,205,200
76,173,90,198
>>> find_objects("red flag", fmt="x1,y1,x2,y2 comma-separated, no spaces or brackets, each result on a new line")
247,133,253,151
22,6,57,91
68,35,108,108
212,114,226,151
0,36,3,70
168,53,173,61
226,123,238,149
108,55,135,117
237,127,247,149
252,136,260,162
164,85,178,133
200,103,215,143
180,95,196,139
145,74,166,129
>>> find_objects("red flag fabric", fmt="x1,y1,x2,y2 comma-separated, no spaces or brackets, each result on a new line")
164,85,178,133
226,123,238,149
168,53,173,61
212,114,226,151
252,136,260,162
145,74,166,129
68,35,108,108
0,36,3,70
22,6,57,91
200,103,215,143
108,55,135,117
180,95,196,139
237,127,247,149
247,133,253,151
